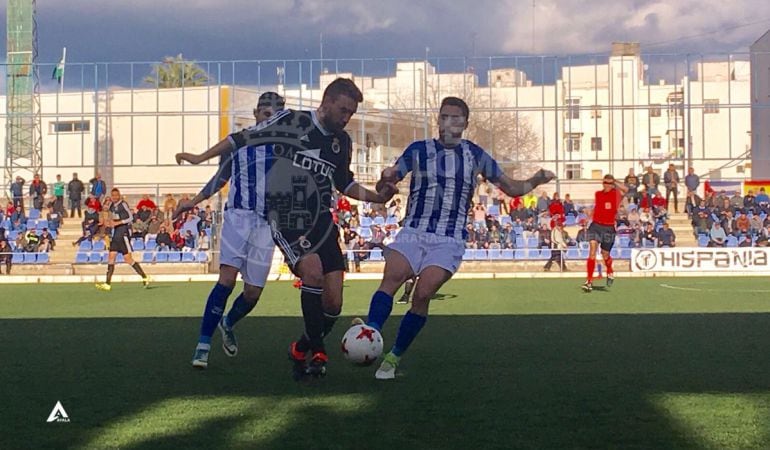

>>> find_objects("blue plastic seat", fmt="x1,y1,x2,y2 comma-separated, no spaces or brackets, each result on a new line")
145,240,157,251
463,249,474,261
29,209,41,219
89,253,103,263
487,205,500,216
142,252,154,263
360,217,373,227
620,248,632,259
92,240,106,251
473,249,488,260
133,239,145,251
501,249,514,259
697,235,710,247
373,216,385,226
23,253,37,264
539,249,552,260
75,252,89,264
116,253,125,263
37,253,49,263
12,253,23,264
514,249,527,260
182,252,195,262
196,252,209,262
566,248,580,259
370,249,383,261
487,248,502,259
156,252,169,263
79,241,92,251
168,252,182,262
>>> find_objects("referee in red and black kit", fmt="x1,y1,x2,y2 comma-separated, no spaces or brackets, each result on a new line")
582,174,628,292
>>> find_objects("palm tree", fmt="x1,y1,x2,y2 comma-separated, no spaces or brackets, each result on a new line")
144,54,210,88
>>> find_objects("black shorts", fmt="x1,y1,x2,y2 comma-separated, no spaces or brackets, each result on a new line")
270,216,345,276
109,232,133,255
587,223,616,252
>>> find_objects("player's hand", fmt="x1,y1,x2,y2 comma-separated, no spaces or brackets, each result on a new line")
375,181,398,203
175,153,200,165
534,169,557,185
173,199,195,220
380,167,399,183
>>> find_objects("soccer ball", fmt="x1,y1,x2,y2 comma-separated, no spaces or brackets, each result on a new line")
341,324,383,366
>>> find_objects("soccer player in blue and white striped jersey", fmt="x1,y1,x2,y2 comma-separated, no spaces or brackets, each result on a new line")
175,92,285,369
361,96,555,379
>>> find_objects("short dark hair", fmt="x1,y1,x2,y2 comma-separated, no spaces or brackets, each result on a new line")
111,188,120,194
257,91,285,109
440,96,470,120
322,78,363,103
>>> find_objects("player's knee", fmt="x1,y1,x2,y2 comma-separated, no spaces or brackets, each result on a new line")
242,284,262,303
409,295,430,315
217,268,238,288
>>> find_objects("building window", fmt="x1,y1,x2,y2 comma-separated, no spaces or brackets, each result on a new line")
590,105,601,119
565,163,581,180
50,120,90,133
704,99,719,114
565,98,580,120
668,130,684,151
667,92,684,117
651,136,662,150
564,133,581,152
649,104,662,117
591,137,602,151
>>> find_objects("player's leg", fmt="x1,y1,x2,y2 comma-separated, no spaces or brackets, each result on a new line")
376,265,452,380
366,229,419,330
290,254,327,376
123,245,150,287
397,276,416,304
192,265,238,369
583,235,599,292
96,250,118,291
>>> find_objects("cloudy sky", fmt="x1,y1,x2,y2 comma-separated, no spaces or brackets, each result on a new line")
2,0,770,63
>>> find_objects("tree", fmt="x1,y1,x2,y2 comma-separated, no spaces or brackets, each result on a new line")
144,54,210,88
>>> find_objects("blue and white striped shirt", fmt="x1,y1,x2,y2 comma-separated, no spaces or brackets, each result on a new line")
227,144,272,218
396,139,503,240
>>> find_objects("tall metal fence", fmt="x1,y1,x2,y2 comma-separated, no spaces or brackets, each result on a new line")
2,51,769,199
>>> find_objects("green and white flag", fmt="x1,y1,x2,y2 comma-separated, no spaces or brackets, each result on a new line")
52,47,66,85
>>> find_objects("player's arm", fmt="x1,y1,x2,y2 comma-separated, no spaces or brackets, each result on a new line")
613,180,629,195
175,139,234,165
494,170,556,198
174,154,233,220
112,202,133,227
344,181,395,204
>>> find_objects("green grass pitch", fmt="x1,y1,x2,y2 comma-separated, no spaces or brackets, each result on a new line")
1,278,769,449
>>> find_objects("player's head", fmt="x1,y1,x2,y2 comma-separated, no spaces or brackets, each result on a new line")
602,174,615,192
320,78,363,132
254,92,285,122
110,188,121,203
438,97,469,147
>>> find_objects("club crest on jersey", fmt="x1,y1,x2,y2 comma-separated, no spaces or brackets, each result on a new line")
293,149,336,178
332,137,341,154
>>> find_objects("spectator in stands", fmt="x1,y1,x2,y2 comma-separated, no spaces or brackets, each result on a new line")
508,195,522,214
685,167,699,195
351,235,369,272
721,210,737,237
652,192,668,213
536,192,550,214
145,216,162,243
739,235,753,247
522,216,537,238
743,190,756,213
735,212,751,236
370,225,386,249
709,222,727,247
197,230,210,251
337,195,351,216
156,226,174,251
387,198,402,220
38,229,54,253
0,239,12,274
639,207,652,225
642,166,660,206
85,194,101,214
501,223,514,249
476,174,490,206
548,193,564,217
657,222,676,247
563,194,577,217
131,217,148,240
750,213,763,236
465,224,477,249
663,164,680,213
616,208,630,227
46,205,62,234
544,219,568,271
51,174,66,218
628,207,641,227
15,232,26,252
24,230,40,253
692,211,712,236
576,220,588,243
624,168,640,204
757,225,770,246
472,203,487,230
684,191,702,217
4,202,14,221
182,230,196,252
643,222,656,246
136,194,156,213
89,173,106,201
522,191,537,209
162,194,177,221
67,173,84,219
729,191,743,209
630,223,644,248
756,187,770,208
496,188,509,215
510,202,529,222
10,176,25,216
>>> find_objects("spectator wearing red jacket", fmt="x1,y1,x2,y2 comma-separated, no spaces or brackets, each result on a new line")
85,195,101,213
337,196,351,214
136,195,157,211
548,192,565,218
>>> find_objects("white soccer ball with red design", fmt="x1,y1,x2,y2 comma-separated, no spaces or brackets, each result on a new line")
341,324,383,365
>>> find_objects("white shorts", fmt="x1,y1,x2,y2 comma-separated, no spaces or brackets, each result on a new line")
220,209,275,287
386,227,465,275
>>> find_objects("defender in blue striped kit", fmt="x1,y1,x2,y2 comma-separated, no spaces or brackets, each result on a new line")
361,96,556,380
